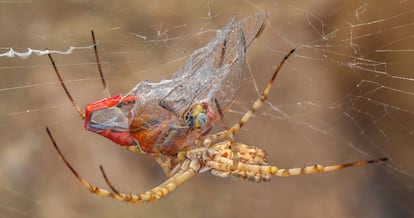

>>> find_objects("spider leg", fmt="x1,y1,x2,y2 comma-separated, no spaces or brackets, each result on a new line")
47,31,109,119
91,31,111,98
99,165,121,195
47,53,85,119
209,49,295,142
46,127,200,203
207,154,387,181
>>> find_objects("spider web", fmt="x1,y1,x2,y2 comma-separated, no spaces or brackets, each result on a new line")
0,1,413,218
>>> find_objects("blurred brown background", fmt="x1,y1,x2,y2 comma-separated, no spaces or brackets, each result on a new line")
1,0,414,218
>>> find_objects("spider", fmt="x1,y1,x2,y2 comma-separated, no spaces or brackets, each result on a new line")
46,15,387,203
